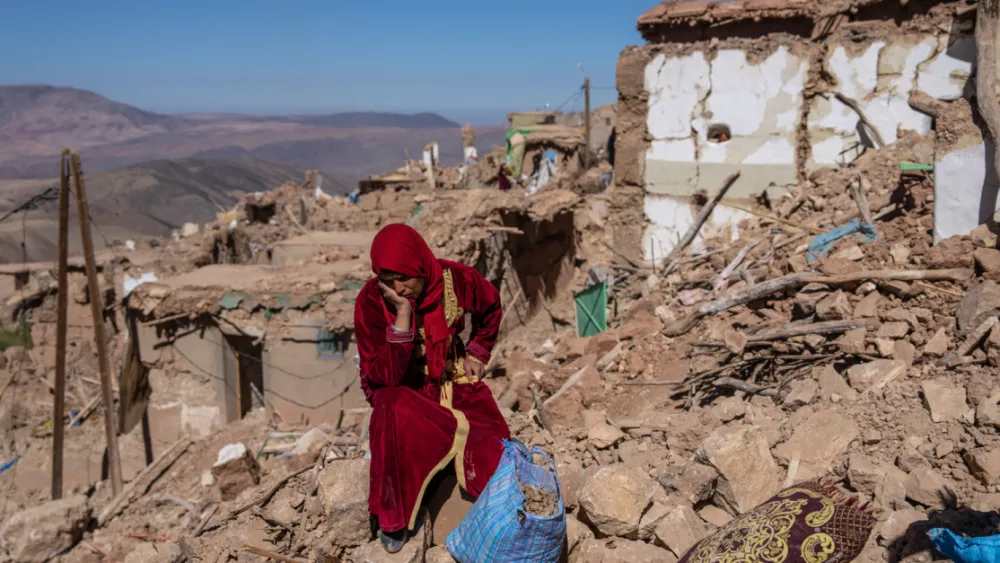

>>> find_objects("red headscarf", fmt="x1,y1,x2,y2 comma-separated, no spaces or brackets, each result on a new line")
370,224,449,381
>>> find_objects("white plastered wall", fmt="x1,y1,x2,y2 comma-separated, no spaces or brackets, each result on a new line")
642,45,806,262
808,35,975,168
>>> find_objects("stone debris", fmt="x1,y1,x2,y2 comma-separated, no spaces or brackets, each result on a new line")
572,538,677,563
5,37,1000,563
924,327,950,357
578,465,657,538
653,504,707,558
965,448,1000,486
846,360,907,392
522,484,559,516
696,426,780,515
921,379,971,423
424,546,457,563
211,442,261,502
905,466,955,510
124,541,185,563
317,460,372,547
0,495,90,563
773,409,859,480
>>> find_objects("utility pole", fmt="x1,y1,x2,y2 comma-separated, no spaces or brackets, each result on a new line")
584,77,592,169
70,152,123,495
51,150,71,500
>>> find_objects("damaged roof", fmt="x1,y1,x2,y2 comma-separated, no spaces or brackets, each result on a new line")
521,125,586,150
128,261,366,319
636,0,958,41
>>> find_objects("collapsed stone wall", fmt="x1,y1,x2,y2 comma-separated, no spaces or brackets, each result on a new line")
615,1,985,265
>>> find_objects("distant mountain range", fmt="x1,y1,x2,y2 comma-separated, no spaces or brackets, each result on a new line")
0,84,509,263
0,84,503,183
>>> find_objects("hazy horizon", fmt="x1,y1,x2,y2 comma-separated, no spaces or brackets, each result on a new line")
0,0,657,126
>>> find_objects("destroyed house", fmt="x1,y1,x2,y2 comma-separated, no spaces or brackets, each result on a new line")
127,261,368,437
618,0,995,264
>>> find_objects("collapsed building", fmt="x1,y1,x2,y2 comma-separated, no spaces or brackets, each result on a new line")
615,0,996,264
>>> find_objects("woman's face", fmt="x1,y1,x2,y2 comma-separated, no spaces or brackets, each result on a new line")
378,270,426,300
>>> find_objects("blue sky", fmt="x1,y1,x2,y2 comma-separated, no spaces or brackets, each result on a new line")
0,0,658,124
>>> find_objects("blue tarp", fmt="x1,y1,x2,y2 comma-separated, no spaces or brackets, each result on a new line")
929,528,1000,563
807,219,877,263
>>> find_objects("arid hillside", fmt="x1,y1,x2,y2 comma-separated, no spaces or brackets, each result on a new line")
0,158,310,263
0,85,506,182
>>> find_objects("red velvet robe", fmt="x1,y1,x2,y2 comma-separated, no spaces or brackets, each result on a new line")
354,260,511,532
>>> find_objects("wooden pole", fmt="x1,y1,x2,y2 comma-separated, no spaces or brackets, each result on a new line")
69,152,123,495
663,171,741,265
52,150,71,500
583,77,592,168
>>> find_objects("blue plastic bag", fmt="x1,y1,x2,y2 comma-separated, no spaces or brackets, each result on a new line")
928,528,1000,563
806,219,877,263
446,439,566,563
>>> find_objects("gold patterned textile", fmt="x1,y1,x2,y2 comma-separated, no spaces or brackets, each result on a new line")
679,480,877,563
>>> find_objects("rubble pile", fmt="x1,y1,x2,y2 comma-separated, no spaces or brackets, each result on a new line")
2,99,1000,563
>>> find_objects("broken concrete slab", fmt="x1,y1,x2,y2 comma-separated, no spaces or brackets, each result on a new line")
0,495,90,563
571,539,677,563
696,425,781,515
846,360,907,392
317,459,372,547
578,465,658,538
773,408,860,480
920,379,970,423
654,504,707,558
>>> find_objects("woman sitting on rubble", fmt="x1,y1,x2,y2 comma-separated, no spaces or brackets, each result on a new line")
354,223,511,553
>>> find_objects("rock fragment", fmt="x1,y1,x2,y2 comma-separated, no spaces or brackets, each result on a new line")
0,495,90,563
317,459,372,547
211,443,261,502
572,539,677,563
920,379,970,423
578,465,658,538
846,360,906,392
696,426,780,514
654,504,707,558
773,409,859,480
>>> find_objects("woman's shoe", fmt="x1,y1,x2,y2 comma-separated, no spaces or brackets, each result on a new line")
379,529,407,554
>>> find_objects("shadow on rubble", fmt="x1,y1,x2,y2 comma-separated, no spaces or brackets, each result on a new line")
888,489,1000,563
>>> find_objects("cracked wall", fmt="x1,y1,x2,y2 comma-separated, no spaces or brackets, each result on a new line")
642,41,808,262
622,14,979,264
808,32,975,167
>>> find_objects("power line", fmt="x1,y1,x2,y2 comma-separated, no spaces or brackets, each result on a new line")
0,187,59,225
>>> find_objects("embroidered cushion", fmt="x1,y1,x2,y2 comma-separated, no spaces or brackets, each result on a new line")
679,480,878,563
